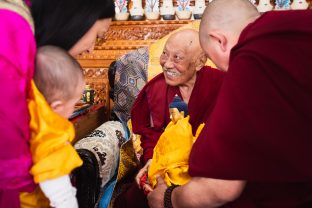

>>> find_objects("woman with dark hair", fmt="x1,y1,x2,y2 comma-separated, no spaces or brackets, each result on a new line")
31,0,115,56
0,0,115,207
25,0,115,207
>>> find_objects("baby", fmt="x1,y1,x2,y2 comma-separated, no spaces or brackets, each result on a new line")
20,46,85,208
34,46,85,119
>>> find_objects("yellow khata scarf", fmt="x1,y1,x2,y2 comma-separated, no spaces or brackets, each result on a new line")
148,116,204,188
28,80,82,183
20,186,49,208
20,81,83,207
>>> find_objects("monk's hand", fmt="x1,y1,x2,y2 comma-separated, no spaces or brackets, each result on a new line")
135,159,152,189
147,176,168,208
143,183,153,195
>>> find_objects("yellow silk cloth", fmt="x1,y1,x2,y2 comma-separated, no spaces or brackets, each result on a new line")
28,80,82,182
128,119,142,156
148,116,204,188
20,186,49,208
20,80,83,207
147,20,216,80
116,120,141,182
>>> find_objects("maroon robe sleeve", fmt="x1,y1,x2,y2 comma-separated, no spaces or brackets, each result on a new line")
131,87,163,164
131,74,175,164
189,52,312,182
187,66,224,133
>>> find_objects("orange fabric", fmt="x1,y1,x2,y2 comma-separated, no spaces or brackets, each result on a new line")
20,80,83,207
28,80,82,183
148,116,204,187
20,186,49,208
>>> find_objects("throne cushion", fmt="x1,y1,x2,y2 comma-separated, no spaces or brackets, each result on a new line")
73,121,126,207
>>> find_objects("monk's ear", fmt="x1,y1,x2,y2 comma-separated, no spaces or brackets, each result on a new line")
195,52,207,71
208,31,228,53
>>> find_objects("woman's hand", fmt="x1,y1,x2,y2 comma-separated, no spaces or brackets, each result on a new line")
135,159,153,193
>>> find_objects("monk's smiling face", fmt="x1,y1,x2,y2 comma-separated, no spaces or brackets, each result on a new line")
160,29,206,87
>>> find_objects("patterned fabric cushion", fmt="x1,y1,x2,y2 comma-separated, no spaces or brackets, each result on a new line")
112,47,149,124
74,121,126,188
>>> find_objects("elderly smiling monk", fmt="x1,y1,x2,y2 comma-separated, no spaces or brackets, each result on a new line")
116,29,225,207
148,0,312,207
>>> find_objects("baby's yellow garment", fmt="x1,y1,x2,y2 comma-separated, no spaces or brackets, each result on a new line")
28,80,82,182
148,116,204,188
20,186,49,208
20,80,83,207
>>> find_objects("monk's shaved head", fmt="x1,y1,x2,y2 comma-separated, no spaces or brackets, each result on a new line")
166,29,203,57
160,29,207,88
201,0,259,35
35,45,84,104
199,0,260,71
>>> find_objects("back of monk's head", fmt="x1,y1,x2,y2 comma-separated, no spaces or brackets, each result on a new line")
201,0,259,35
199,0,259,71
34,45,84,104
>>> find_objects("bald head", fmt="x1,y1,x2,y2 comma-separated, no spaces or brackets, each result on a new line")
201,0,260,31
166,29,203,57
200,0,259,37
35,45,84,104
160,29,207,88
199,0,259,71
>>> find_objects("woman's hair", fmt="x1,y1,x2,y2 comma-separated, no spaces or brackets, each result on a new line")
31,0,115,50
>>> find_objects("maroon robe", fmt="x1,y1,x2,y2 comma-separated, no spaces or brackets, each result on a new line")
116,66,224,208
131,66,224,164
189,10,312,207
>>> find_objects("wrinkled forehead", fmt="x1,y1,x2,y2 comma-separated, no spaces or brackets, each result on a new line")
164,39,190,55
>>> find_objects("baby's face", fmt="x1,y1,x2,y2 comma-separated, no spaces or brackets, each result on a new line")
58,78,86,118
169,107,184,123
